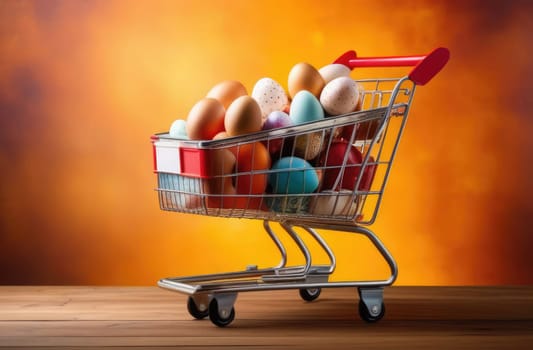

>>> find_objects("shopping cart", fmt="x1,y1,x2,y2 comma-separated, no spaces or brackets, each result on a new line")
151,47,449,327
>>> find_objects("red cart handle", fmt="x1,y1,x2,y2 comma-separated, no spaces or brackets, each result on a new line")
334,47,450,86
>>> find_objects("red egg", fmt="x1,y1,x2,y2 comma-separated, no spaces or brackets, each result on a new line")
358,156,377,191
234,142,271,195
320,141,363,191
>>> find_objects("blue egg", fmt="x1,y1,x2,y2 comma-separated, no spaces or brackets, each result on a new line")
268,157,319,194
289,90,324,125
169,119,188,139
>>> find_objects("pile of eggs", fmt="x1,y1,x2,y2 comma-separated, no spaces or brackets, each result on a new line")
168,60,376,214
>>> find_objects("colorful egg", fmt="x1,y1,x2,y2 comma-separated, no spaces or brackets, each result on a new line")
251,78,289,121
268,157,319,194
294,132,323,160
262,111,292,155
289,90,324,125
234,142,271,195
320,77,360,116
169,119,188,139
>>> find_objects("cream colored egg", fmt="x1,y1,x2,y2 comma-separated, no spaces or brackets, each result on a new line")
320,77,360,116
288,62,325,99
251,78,289,120
318,64,351,84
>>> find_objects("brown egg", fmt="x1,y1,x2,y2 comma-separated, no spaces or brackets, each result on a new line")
288,62,325,99
206,80,248,110
186,98,225,140
203,148,236,195
224,96,262,137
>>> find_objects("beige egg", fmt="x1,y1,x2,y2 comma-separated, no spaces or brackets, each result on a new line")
206,80,248,110
288,62,325,99
318,64,351,84
320,77,360,116
355,82,364,111
294,132,323,160
224,96,263,137
186,98,225,140
310,190,355,216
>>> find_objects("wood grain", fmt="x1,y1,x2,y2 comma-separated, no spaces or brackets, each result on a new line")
0,286,532,349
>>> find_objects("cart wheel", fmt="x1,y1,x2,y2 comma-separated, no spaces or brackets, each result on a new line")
358,299,385,323
208,298,235,327
299,288,321,302
187,296,209,320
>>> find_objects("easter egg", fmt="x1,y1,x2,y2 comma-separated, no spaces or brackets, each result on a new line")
186,98,225,140
294,132,323,160
310,190,354,216
288,62,325,99
169,119,188,139
225,96,263,137
289,90,324,125
206,80,248,110
251,78,289,121
268,157,319,194
320,77,360,116
203,148,236,195
359,156,377,191
318,63,351,84
262,111,292,155
234,142,271,195
320,141,363,191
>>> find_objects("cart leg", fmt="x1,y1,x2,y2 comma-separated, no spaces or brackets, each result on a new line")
262,222,312,282
358,287,385,323
263,220,288,269
300,226,336,274
209,292,238,327
295,222,398,286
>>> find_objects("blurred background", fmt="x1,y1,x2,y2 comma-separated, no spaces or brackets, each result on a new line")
0,0,531,286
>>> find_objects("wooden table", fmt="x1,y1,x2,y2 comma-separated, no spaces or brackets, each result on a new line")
0,286,532,349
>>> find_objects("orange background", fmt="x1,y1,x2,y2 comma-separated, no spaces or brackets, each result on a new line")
0,0,531,286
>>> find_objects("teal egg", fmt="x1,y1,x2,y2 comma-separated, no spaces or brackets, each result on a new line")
268,157,319,194
169,119,188,139
289,90,324,125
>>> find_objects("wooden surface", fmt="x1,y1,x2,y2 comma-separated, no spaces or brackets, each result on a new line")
0,286,532,349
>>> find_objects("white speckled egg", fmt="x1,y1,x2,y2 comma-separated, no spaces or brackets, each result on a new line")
251,78,289,121
318,64,351,84
320,77,359,116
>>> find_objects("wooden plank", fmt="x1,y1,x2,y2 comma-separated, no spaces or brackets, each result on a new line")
0,286,532,349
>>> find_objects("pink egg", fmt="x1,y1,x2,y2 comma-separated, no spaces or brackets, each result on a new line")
262,111,292,155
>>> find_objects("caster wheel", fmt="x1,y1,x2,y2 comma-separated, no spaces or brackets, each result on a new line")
187,296,209,320
208,298,235,327
358,300,385,323
299,288,321,302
